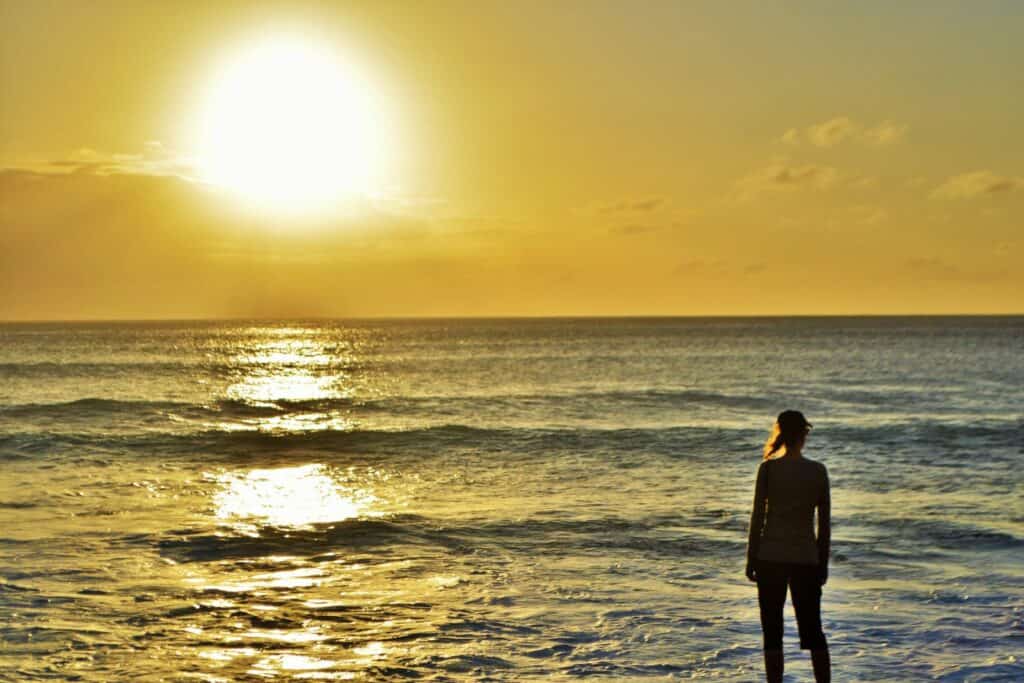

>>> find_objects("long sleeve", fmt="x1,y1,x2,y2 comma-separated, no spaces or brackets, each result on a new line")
816,465,831,568
747,461,768,564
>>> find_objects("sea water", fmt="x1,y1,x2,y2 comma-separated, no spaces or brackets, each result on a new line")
1,317,1021,681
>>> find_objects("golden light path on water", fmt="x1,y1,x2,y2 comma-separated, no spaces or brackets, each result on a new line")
182,329,397,678
226,335,347,404
213,330,363,433
213,464,380,530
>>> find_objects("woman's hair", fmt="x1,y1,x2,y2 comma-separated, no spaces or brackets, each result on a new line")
763,410,811,459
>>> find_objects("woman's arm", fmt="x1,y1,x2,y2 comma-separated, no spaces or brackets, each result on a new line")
817,464,831,585
746,461,768,581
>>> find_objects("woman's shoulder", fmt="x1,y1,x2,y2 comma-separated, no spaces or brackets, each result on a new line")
803,457,829,478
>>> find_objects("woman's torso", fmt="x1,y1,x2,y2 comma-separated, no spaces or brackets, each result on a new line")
757,455,827,565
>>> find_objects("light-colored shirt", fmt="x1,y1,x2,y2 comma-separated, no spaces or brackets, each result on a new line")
747,455,830,566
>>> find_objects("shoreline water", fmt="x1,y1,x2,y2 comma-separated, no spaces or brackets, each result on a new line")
2,317,1022,681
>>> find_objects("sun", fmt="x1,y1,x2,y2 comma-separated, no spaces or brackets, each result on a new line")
191,36,391,214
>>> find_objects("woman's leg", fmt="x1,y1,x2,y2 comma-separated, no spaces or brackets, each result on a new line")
756,562,787,683
811,648,831,683
790,564,829,682
764,648,784,683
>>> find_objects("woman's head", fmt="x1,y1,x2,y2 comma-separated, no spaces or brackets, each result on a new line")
763,409,812,459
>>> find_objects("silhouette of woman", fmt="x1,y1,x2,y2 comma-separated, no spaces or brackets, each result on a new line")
746,410,831,682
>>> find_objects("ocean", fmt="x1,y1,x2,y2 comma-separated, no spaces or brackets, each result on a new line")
1,317,1021,682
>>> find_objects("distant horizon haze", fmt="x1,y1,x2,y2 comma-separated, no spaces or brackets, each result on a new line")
2,313,1024,324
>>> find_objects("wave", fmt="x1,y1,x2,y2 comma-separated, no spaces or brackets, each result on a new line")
819,420,1024,449
155,515,442,563
152,510,744,566
866,516,1024,551
0,423,764,462
1,397,196,419
456,387,774,409
0,387,775,421
0,358,367,379
0,396,367,420
4,413,1023,464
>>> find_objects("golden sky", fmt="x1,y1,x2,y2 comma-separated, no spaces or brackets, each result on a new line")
1,0,1022,319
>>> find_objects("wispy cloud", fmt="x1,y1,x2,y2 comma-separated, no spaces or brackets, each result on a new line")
846,205,889,226
849,174,880,190
675,258,722,274
594,196,667,214
930,170,1024,199
9,142,197,179
862,121,908,146
736,161,839,198
673,259,768,279
807,117,860,148
782,116,909,148
0,166,490,319
906,257,1008,283
609,223,661,236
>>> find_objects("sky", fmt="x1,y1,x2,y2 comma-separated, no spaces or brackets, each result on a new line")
1,0,1022,319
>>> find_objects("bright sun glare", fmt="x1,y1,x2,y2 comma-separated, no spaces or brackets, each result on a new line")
192,36,391,214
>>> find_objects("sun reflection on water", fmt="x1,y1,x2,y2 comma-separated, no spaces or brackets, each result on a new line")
226,368,347,405
352,641,387,659
214,331,365,433
181,330,404,679
213,464,379,529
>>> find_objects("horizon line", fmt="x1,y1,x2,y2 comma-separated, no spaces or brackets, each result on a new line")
2,312,1023,325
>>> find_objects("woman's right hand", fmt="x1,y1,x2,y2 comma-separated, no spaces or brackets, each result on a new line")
745,562,757,582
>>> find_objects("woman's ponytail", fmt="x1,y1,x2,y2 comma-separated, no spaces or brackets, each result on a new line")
763,423,786,459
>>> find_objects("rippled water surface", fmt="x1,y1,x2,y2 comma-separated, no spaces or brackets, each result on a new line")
1,317,1022,681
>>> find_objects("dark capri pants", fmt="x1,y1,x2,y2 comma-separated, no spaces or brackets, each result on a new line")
756,560,827,650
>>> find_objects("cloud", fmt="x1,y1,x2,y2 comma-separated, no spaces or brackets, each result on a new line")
609,223,660,236
0,167,474,320
783,117,909,148
906,257,1008,283
674,258,726,275
441,214,523,241
673,259,767,279
144,140,168,156
780,128,801,145
807,117,860,148
11,142,198,180
862,121,908,146
849,174,880,190
850,205,888,225
588,196,667,214
930,170,1024,200
736,161,839,198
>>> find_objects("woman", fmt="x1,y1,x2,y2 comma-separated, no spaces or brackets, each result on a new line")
746,410,831,682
